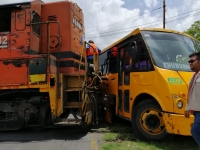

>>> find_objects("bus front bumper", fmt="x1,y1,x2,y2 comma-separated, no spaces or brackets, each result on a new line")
162,112,194,136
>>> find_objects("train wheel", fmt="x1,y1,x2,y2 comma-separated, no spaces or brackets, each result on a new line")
132,99,173,141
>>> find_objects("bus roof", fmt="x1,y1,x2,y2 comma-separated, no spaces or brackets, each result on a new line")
101,28,193,54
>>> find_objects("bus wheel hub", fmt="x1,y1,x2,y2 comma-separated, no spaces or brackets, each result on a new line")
144,114,160,130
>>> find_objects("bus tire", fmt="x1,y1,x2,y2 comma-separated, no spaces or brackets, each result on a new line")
132,99,173,141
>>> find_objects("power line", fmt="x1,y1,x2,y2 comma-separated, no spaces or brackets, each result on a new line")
93,10,200,46
166,11,200,23
164,8,200,20
88,11,200,40
85,9,200,38
86,8,200,37
86,6,162,34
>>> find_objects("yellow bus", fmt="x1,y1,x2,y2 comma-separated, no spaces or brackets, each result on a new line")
99,28,200,141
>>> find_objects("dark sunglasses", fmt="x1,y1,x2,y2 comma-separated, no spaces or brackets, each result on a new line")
188,59,200,63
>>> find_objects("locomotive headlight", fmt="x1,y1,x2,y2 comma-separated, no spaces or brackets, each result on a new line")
176,99,183,109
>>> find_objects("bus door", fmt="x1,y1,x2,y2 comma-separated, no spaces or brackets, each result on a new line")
117,38,154,119
117,47,132,119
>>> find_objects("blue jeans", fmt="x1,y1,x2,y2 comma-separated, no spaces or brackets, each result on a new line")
191,112,200,147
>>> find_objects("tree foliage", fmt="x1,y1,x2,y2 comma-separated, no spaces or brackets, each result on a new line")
185,20,200,41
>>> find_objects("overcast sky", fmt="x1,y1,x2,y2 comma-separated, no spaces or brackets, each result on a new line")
1,0,200,49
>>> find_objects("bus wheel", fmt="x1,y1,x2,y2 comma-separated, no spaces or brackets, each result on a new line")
132,99,173,141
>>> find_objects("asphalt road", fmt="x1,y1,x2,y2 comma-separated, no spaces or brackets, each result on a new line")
0,126,103,150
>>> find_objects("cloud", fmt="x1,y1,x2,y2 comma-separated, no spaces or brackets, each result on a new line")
73,0,143,48
143,0,159,8
173,0,200,32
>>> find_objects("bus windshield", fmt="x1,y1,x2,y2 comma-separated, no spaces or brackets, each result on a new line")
141,31,200,71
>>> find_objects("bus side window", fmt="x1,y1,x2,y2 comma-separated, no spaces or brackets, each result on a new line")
99,51,109,75
133,39,152,71
120,48,124,72
119,48,124,86
124,51,132,72
100,47,119,75
108,47,118,73
123,43,137,72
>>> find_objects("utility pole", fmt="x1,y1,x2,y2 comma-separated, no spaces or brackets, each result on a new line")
163,0,166,29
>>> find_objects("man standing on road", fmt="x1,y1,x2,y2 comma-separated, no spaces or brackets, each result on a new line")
185,51,200,147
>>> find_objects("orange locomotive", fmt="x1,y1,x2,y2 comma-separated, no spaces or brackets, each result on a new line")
0,0,101,130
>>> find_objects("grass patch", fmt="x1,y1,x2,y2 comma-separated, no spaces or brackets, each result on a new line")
101,141,165,150
99,117,199,150
103,133,118,141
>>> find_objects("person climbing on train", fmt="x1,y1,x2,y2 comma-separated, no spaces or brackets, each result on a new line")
86,40,101,63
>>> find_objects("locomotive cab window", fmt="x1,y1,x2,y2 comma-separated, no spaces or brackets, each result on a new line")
32,11,41,36
0,8,11,33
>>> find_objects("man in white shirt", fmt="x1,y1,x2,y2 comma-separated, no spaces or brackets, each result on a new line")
185,51,200,147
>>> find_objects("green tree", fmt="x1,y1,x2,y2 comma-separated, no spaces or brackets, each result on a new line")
185,20,200,41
